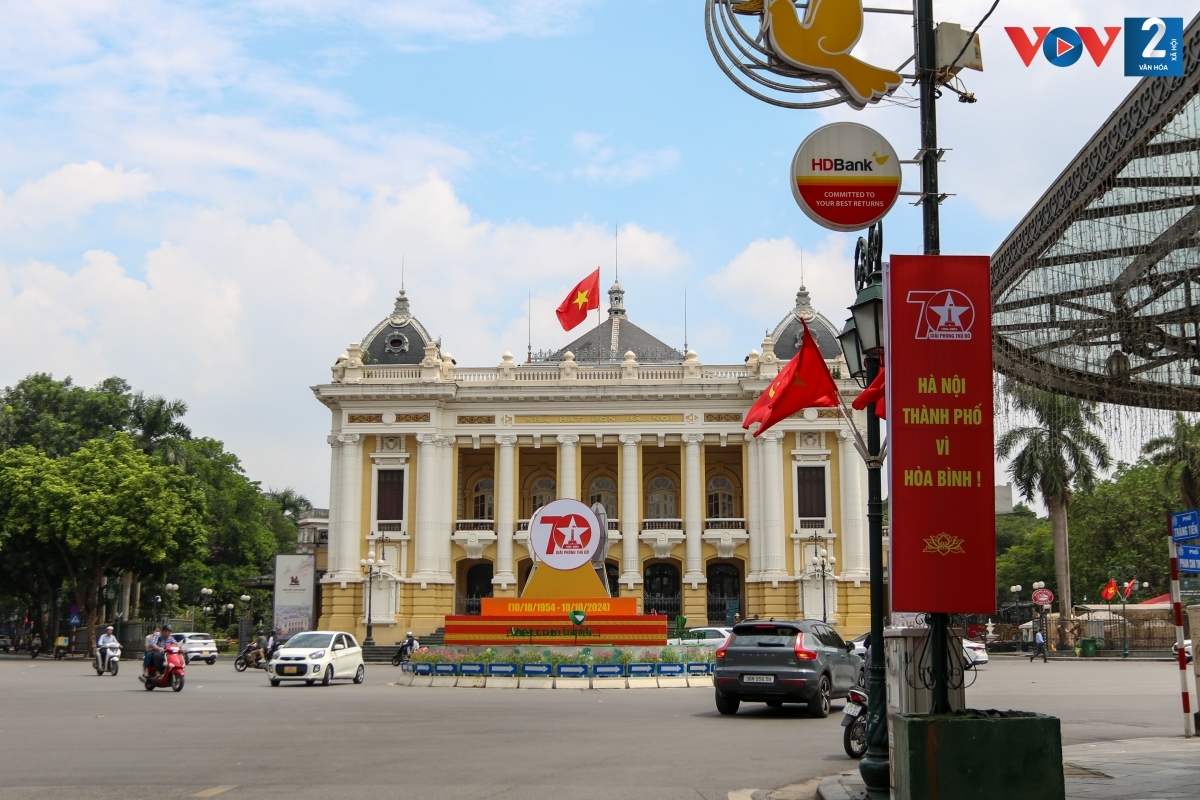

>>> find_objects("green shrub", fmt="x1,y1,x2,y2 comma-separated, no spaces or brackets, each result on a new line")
659,647,681,663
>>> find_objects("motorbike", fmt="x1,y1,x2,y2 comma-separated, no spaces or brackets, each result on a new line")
140,643,185,692
94,643,121,676
54,636,71,659
841,687,868,759
391,638,418,667
234,643,269,672
29,640,41,659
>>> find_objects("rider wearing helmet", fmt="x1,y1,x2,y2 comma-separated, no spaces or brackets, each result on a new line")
144,624,173,679
96,626,118,670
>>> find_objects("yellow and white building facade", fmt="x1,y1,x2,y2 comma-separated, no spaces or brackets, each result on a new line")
312,281,878,642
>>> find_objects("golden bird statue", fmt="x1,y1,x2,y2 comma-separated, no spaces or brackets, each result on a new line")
758,0,902,108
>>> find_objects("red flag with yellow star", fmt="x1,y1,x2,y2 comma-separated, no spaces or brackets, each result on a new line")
555,268,601,331
743,319,839,436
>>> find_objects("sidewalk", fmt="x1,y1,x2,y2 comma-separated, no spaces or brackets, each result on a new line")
815,737,1200,800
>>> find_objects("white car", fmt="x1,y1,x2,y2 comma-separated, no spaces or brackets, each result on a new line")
963,640,989,666
267,631,365,686
170,633,218,665
667,627,732,647
1174,639,1192,664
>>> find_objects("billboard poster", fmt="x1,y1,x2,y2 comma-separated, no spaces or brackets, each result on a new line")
886,255,996,613
273,554,315,636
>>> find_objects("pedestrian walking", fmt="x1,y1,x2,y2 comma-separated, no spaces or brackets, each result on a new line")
1030,629,1045,662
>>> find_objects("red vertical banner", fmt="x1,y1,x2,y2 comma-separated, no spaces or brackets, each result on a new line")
886,256,995,613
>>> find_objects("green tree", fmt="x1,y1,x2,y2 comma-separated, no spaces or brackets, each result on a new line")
1142,412,1200,511
126,391,192,466
995,503,1044,557
0,374,130,457
995,381,1110,627
996,525,1056,601
0,434,207,641
1067,461,1175,603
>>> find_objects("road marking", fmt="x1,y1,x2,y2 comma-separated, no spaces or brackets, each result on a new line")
191,787,238,797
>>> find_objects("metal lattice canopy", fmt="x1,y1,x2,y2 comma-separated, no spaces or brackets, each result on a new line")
991,13,1200,411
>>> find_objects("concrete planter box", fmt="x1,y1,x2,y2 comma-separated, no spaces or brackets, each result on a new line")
892,711,1064,800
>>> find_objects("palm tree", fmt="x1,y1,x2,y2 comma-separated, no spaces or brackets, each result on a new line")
126,392,191,466
265,487,312,521
995,381,1110,635
1142,412,1200,510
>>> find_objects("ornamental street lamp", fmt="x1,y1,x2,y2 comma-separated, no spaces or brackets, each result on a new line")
163,583,179,623
361,551,385,647
1031,581,1048,663
199,587,213,630
808,531,837,623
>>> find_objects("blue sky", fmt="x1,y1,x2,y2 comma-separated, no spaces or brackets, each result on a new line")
0,0,1187,503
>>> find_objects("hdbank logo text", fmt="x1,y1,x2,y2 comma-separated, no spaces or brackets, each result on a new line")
1005,18,1183,76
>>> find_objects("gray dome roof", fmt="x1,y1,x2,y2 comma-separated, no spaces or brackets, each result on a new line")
361,289,437,366
771,285,843,361
549,281,683,364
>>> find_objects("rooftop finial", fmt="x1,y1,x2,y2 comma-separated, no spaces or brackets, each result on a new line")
401,255,405,291
608,279,626,317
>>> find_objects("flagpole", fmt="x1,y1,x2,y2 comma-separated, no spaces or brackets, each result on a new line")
597,266,602,366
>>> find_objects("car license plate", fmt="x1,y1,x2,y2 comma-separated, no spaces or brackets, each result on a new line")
281,666,298,675
845,703,862,717
743,674,774,684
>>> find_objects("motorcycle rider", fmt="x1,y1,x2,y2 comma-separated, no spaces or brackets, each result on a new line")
248,630,267,668
143,624,173,680
30,633,42,657
96,626,118,670
265,628,281,659
399,631,417,660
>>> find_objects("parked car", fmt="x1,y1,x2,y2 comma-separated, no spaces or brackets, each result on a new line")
170,632,218,665
0,634,10,653
849,632,868,658
1174,639,1193,664
963,639,989,666
267,631,365,687
714,619,861,717
667,627,732,647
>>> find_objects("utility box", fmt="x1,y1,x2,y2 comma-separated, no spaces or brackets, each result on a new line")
885,627,967,717
935,22,983,74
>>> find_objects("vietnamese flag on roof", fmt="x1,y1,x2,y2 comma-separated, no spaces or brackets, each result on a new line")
555,268,601,331
743,318,839,437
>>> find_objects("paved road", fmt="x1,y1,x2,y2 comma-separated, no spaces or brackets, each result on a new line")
0,654,1191,799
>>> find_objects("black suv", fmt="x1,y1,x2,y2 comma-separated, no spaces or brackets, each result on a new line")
713,619,861,717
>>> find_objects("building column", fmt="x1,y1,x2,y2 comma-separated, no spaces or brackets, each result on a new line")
438,435,454,576
745,433,762,581
324,435,343,580
337,432,362,581
494,435,517,590
760,430,787,582
619,434,642,588
413,433,440,580
557,434,579,500
682,433,705,587
838,430,866,576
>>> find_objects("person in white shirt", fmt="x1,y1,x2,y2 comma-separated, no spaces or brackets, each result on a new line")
96,626,119,670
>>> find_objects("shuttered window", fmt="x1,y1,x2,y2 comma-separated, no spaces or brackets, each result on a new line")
795,467,826,518
377,470,404,520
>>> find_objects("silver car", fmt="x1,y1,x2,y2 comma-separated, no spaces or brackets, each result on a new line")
171,633,218,665
667,627,732,647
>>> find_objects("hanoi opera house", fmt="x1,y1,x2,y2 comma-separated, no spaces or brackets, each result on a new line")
305,280,879,641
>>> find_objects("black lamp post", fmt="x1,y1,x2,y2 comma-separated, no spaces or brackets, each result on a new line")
361,550,384,646
807,531,836,624
839,226,888,797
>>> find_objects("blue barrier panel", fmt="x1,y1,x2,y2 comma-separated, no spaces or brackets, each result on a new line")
459,663,486,675
686,662,711,675
400,662,415,673
413,662,433,675
433,663,457,675
627,663,655,677
521,663,552,676
592,664,623,678
488,663,518,676
557,664,587,677
656,663,685,676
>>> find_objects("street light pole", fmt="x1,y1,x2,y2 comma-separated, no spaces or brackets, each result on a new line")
360,551,383,646
807,531,836,624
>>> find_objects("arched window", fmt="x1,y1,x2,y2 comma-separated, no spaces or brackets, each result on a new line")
589,477,617,518
706,476,735,518
646,476,676,519
465,563,494,598
531,477,556,514
472,478,494,520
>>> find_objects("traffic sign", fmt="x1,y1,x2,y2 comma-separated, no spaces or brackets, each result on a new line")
69,604,80,617
68,614,82,627
1031,588,1054,606
1171,510,1199,542
1179,545,1200,575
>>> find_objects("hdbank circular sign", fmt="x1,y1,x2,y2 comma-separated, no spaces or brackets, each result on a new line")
790,122,901,232
528,499,602,570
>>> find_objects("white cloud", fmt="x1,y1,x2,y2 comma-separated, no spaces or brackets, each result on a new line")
0,162,155,230
571,132,680,185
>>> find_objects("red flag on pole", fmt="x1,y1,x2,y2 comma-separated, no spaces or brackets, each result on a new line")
1100,578,1118,601
851,366,886,420
743,319,839,437
556,269,601,331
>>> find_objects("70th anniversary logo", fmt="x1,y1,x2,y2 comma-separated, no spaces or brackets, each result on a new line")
1005,17,1183,76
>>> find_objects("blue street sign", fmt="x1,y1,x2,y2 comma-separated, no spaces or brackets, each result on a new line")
1179,545,1200,575
68,614,82,627
1171,510,1199,543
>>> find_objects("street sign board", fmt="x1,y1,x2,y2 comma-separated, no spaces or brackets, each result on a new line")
1179,545,1200,574
1171,509,1199,542
790,122,901,232
1031,588,1054,606
68,604,80,617
68,614,82,627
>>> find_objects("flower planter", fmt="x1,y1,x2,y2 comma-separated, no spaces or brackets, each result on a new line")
892,711,1064,800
